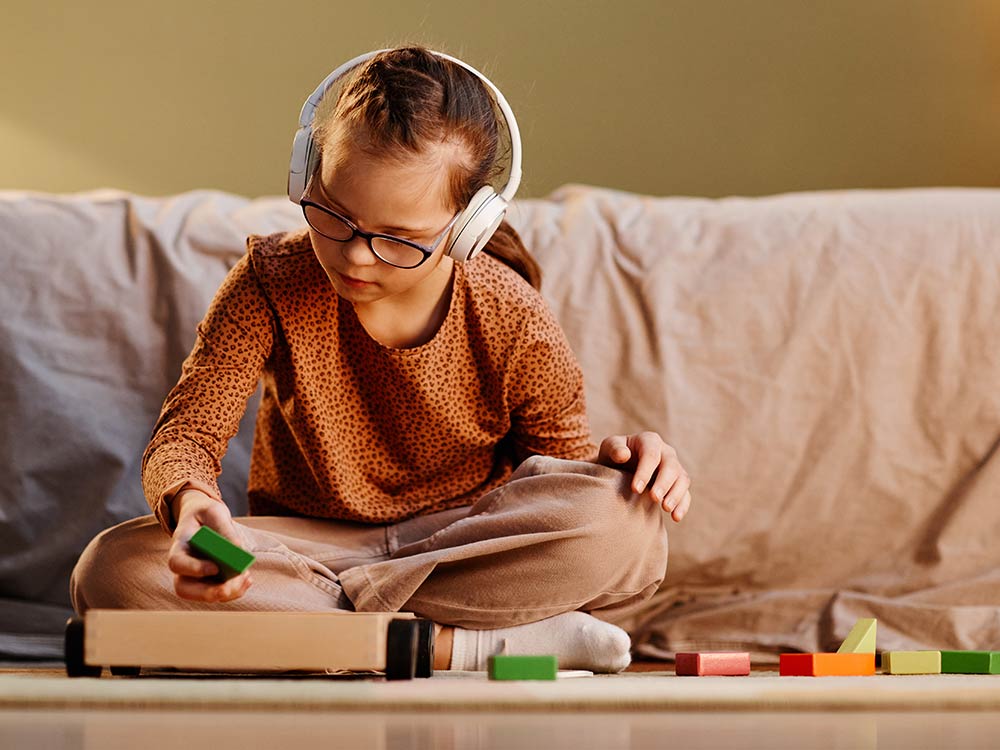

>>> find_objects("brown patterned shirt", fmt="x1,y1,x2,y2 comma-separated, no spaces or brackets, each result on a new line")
142,229,597,532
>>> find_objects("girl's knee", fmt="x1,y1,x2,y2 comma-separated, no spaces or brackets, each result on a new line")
570,480,670,600
571,463,666,553
516,457,659,523
514,455,624,485
580,480,669,558
70,515,170,613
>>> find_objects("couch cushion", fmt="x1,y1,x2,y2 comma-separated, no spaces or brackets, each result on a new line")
0,189,302,656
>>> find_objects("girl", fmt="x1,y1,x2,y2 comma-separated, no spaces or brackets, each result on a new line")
71,45,691,674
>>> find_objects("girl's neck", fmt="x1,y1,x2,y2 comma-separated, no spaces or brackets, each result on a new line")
352,256,456,349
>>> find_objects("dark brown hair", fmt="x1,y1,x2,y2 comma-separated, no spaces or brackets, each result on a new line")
312,46,541,289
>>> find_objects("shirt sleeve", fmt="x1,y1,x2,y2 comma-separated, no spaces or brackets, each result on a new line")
141,247,274,533
505,299,599,463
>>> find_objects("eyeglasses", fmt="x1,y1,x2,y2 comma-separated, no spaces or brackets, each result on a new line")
301,197,461,269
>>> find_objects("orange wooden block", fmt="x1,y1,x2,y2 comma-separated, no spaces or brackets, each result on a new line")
779,652,875,676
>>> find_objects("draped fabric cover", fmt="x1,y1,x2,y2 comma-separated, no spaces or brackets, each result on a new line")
1,185,997,659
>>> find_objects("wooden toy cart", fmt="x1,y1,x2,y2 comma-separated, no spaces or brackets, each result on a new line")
65,609,434,680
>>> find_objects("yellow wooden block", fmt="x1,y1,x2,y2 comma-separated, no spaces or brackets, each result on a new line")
837,618,877,653
883,650,941,675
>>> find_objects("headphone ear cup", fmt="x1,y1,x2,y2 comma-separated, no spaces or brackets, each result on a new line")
288,126,317,204
447,186,507,262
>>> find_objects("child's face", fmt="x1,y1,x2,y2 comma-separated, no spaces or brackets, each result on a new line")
307,140,460,306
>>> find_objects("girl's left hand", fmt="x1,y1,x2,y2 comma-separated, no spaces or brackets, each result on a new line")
598,431,692,522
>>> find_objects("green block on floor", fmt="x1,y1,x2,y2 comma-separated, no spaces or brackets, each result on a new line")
189,526,255,581
488,654,558,681
940,651,1000,674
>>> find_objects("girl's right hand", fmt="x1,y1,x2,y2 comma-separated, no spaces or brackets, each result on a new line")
168,489,253,603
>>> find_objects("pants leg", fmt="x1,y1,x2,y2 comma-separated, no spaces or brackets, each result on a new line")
70,510,455,615
71,457,668,630
340,456,669,628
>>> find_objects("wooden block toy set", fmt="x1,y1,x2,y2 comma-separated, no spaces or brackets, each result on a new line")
778,617,878,677
63,528,1000,681
674,618,1000,677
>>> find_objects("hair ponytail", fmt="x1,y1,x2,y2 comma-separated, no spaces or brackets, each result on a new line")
483,220,540,290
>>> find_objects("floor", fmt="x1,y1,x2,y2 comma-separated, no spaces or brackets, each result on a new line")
3,662,1000,750
7,707,1000,750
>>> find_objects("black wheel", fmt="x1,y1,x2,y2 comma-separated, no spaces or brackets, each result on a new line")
414,619,434,678
65,617,102,678
385,619,417,681
110,666,141,677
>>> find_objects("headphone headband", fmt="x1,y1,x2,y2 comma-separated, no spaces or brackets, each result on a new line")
288,48,521,204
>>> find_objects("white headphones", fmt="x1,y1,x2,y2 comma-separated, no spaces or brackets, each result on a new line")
288,48,522,263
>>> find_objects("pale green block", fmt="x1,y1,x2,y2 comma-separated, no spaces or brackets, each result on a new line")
837,618,877,654
883,651,941,675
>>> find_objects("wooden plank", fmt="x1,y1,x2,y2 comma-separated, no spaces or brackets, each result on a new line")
85,609,412,671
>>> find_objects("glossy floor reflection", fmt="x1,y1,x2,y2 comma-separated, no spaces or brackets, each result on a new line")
3,708,1000,750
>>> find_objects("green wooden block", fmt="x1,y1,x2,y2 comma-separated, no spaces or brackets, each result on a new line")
488,654,558,681
189,526,255,581
940,651,1000,674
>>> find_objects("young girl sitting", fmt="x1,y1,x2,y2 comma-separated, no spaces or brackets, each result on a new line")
71,45,692,674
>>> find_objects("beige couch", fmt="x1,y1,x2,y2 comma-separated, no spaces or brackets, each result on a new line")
2,185,998,661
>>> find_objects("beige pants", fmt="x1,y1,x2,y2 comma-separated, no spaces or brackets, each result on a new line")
71,456,668,629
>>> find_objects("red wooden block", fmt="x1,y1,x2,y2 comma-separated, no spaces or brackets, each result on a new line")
675,651,751,676
779,653,817,676
779,652,875,676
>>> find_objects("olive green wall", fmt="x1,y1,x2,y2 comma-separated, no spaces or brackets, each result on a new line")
2,1,998,199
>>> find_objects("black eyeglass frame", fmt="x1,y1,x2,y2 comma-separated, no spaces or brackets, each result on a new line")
301,198,461,270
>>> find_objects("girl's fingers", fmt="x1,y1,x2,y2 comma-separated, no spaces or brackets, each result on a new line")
168,550,218,579
649,466,680,505
204,508,244,546
670,490,693,522
631,433,663,494
174,572,253,603
167,535,219,578
601,435,631,463
603,432,691,509
659,470,691,514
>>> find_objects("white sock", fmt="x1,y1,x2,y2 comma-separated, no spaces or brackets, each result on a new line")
449,611,632,673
